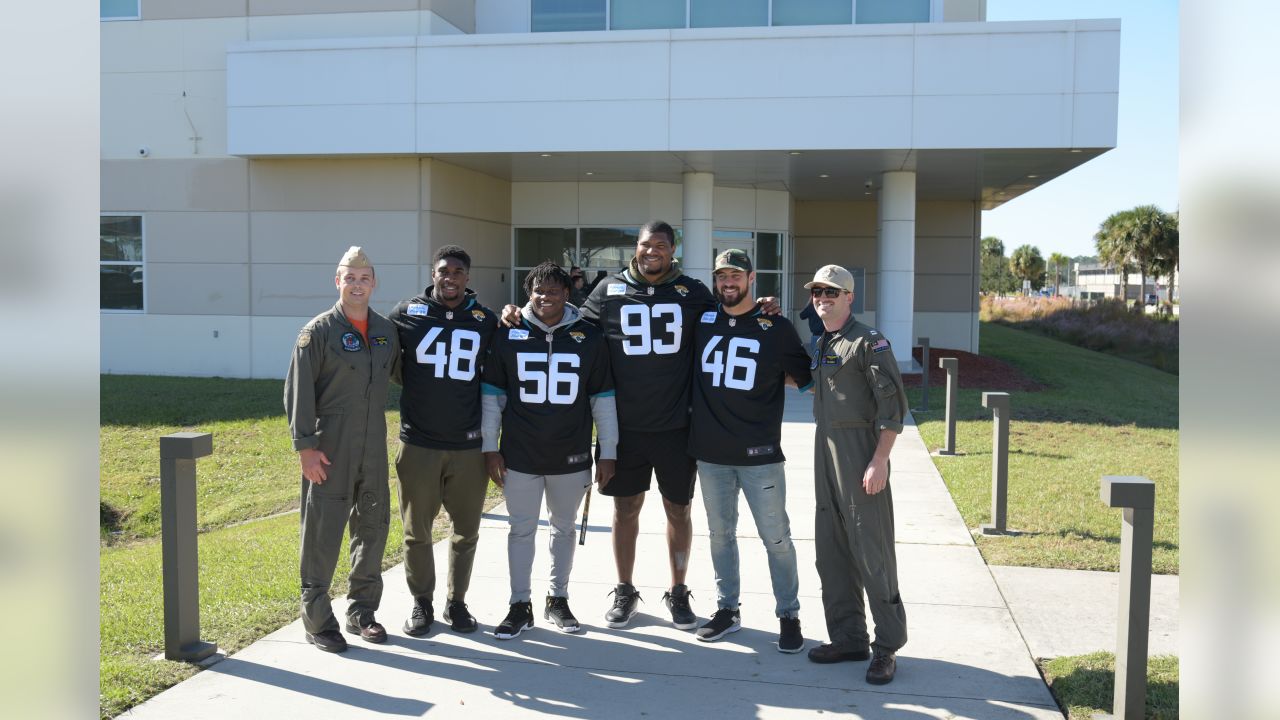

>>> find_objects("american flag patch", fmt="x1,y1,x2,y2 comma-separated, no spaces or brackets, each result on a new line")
870,338,891,354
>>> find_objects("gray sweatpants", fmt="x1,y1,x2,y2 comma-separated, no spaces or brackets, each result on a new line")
503,468,591,603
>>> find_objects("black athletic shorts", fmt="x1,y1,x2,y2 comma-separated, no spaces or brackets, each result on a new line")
598,427,698,505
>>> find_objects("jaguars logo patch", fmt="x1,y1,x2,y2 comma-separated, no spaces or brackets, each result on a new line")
471,309,486,322
569,331,586,343
757,318,773,330
674,284,689,297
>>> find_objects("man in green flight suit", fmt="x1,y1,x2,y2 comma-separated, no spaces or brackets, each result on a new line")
284,246,401,653
805,264,910,685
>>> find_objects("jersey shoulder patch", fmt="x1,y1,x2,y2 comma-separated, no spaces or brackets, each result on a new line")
406,303,430,317
606,283,627,296
508,328,530,340
700,311,718,324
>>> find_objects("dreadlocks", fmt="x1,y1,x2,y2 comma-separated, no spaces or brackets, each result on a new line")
523,260,572,299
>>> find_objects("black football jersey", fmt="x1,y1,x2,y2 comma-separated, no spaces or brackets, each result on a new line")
581,271,714,432
391,288,498,450
481,317,613,476
689,305,813,466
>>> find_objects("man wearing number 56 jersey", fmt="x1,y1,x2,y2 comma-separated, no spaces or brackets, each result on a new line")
389,245,498,636
689,249,813,653
579,220,714,630
480,261,618,639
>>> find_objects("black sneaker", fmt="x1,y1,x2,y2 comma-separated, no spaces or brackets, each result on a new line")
402,598,433,637
494,602,534,640
443,600,478,633
605,583,642,628
544,595,581,633
662,584,697,630
695,607,741,642
777,617,804,653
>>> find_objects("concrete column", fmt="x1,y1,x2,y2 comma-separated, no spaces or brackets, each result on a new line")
682,172,714,286
877,171,916,366
160,432,218,663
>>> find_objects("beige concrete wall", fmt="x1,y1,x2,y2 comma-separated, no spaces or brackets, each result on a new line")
422,159,513,308
792,198,979,352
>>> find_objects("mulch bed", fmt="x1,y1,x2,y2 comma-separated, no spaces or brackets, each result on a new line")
901,346,1046,392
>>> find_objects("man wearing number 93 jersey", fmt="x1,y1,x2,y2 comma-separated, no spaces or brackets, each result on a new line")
390,245,498,637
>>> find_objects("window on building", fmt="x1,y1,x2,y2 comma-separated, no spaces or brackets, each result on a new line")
772,0,852,26
512,226,691,304
754,231,784,300
101,215,144,311
610,0,685,30
532,0,606,32
690,0,768,28
856,0,931,24
101,0,139,20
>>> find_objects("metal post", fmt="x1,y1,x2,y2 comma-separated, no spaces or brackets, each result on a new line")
980,392,1011,535
914,336,930,412
160,432,218,663
1096,476,1155,720
937,357,958,455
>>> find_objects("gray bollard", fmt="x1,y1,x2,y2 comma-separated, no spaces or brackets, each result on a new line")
937,357,958,455
160,432,218,663
1095,476,1156,720
980,392,1011,535
914,337,930,412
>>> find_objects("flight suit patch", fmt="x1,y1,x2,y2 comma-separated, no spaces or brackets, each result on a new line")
870,338,891,354
371,336,389,346
341,332,362,352
822,354,841,365
297,330,312,348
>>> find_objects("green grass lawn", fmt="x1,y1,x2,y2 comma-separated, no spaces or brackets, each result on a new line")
1040,652,1179,719
907,323,1179,573
100,375,502,718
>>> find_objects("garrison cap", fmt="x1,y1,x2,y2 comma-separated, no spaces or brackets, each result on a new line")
713,248,753,273
338,246,372,269
804,264,855,293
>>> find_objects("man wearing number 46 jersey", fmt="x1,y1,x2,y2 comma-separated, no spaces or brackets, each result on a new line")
689,249,813,654
389,245,498,637
481,261,618,639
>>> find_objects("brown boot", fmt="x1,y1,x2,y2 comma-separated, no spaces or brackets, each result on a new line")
866,652,897,684
807,643,871,664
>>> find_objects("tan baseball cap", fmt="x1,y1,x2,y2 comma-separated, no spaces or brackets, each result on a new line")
338,246,372,269
804,264,855,292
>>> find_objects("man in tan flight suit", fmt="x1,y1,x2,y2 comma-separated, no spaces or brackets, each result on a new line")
284,246,401,653
805,264,909,685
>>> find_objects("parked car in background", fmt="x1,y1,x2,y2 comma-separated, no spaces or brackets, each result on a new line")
1145,293,1159,306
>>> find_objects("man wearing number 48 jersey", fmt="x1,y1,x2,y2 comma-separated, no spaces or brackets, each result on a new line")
389,245,498,637
480,261,618,639
689,249,814,654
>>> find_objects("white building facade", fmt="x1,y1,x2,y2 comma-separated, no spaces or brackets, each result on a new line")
100,0,1120,378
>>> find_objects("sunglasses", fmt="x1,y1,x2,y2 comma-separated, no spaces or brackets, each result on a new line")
810,287,845,298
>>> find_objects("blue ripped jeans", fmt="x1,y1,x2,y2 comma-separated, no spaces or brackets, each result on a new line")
697,461,800,618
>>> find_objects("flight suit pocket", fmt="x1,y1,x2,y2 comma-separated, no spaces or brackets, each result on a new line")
869,366,897,399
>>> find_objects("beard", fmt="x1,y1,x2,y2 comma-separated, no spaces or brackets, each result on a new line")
714,286,745,306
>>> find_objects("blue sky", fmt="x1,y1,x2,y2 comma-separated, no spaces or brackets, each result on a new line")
982,0,1178,258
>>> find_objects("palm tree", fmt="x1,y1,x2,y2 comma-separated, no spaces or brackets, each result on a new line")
1095,210,1137,302
981,236,1004,258
1009,244,1046,294
1151,211,1179,302
1048,252,1070,295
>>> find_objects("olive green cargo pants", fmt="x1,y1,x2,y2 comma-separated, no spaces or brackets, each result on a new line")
813,424,908,654
299,470,390,635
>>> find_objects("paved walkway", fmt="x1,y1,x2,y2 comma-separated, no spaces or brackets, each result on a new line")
124,390,1073,719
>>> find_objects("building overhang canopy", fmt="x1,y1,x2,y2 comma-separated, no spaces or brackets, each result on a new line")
227,19,1119,208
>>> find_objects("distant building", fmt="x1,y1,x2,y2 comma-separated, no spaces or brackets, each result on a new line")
100,0,1120,378
1068,263,1178,302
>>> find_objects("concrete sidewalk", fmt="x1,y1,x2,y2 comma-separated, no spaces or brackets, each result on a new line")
123,390,1064,719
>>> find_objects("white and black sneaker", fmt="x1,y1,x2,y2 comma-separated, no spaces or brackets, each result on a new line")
544,595,581,633
494,602,534,640
777,616,804,653
605,583,642,628
696,607,741,642
663,584,698,630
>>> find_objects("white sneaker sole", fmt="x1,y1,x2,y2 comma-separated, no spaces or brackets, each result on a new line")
672,618,699,631
605,607,639,628
493,622,530,640
696,622,741,642
777,640,805,653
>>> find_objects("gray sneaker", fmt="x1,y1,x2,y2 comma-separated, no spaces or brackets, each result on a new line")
662,584,697,630
605,583,642,628
544,595,581,633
